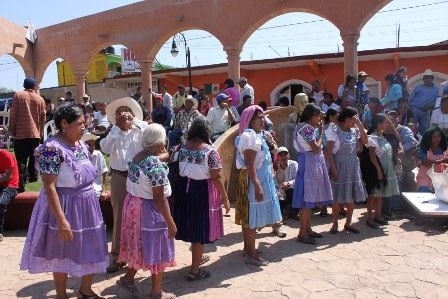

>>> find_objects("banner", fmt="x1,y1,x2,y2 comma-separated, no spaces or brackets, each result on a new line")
121,48,141,73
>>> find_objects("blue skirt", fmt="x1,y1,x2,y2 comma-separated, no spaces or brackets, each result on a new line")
292,152,333,208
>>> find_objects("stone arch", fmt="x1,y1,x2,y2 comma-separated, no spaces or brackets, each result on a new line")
146,27,226,64
0,54,29,91
36,56,76,85
1,53,33,79
357,0,392,33
270,79,312,107
235,9,341,51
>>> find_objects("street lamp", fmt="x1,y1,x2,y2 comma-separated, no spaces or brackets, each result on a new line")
170,33,193,95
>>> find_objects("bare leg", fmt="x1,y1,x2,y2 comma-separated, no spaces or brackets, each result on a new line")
345,203,355,227
80,274,97,296
242,227,248,252
122,268,138,282
367,197,375,224
53,272,68,299
150,272,164,297
299,208,310,237
191,243,204,274
331,203,340,230
245,228,258,259
375,197,383,220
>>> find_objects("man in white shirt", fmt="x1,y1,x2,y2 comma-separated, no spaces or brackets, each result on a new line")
82,133,108,199
93,102,111,133
430,94,448,135
100,97,147,273
153,84,173,111
311,80,325,107
207,93,239,142
238,77,254,105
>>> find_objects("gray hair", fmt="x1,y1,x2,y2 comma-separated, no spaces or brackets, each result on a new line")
141,123,166,149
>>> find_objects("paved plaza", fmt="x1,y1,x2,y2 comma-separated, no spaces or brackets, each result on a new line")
1,206,448,299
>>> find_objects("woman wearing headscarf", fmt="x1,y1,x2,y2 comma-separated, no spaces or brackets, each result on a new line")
235,105,282,266
21,105,108,299
288,93,309,124
173,116,230,281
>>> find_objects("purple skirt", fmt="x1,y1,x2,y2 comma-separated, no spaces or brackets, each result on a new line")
292,152,333,208
20,186,108,277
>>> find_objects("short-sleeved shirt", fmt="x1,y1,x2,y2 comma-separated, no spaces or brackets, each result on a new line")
236,129,265,170
91,150,108,192
430,109,448,129
178,144,222,180
367,134,390,158
294,123,319,153
326,126,360,154
93,111,110,128
0,150,19,188
126,156,171,199
36,142,89,188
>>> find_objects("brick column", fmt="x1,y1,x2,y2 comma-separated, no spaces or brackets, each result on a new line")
341,33,360,79
140,61,153,112
225,46,241,83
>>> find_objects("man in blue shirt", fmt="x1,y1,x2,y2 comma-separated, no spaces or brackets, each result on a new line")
409,69,439,135
151,95,172,131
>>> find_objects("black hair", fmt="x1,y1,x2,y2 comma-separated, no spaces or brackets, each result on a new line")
324,92,334,101
338,107,358,123
300,103,321,123
224,79,235,87
278,96,290,106
368,97,381,104
54,105,84,130
324,108,338,124
385,74,395,82
395,66,407,76
369,113,387,134
259,101,268,111
420,127,448,152
308,97,316,104
243,95,252,102
345,75,356,86
66,91,72,96
44,97,52,104
187,115,211,144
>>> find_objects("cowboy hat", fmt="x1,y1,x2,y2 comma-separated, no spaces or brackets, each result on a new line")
106,97,143,125
422,69,434,77
183,95,198,110
81,132,99,142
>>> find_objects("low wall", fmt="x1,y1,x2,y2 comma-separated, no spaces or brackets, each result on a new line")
214,106,295,201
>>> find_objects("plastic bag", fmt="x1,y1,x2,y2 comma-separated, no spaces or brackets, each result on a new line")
428,166,448,203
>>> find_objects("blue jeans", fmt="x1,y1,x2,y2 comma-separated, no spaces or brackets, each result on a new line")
0,186,18,233
418,186,431,192
411,107,431,135
168,128,183,149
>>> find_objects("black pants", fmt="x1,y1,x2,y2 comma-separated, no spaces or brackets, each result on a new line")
0,186,18,233
279,189,298,218
14,138,40,192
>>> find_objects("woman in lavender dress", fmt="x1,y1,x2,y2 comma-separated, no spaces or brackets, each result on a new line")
20,106,108,299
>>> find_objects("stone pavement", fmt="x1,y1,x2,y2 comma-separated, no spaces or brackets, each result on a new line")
2,206,448,299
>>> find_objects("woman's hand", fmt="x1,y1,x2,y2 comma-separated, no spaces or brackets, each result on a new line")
221,195,231,214
255,183,264,202
58,218,73,241
168,223,177,239
377,170,384,181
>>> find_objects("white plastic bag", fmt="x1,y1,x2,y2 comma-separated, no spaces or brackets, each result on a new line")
427,166,448,203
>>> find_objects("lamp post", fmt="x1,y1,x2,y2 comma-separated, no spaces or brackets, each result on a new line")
170,33,193,95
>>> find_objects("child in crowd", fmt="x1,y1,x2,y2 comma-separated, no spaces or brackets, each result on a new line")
416,127,448,192
82,132,108,199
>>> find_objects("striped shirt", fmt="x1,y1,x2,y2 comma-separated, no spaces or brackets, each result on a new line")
9,90,46,139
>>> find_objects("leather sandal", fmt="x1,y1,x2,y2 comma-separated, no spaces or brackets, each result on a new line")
200,255,210,265
344,225,360,234
374,217,389,225
187,269,211,282
308,231,323,238
297,236,317,245
77,290,105,299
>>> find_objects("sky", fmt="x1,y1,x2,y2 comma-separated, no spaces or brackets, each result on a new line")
0,0,447,91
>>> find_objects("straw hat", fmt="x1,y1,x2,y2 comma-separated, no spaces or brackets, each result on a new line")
183,95,198,110
106,97,143,125
81,132,99,142
422,69,434,77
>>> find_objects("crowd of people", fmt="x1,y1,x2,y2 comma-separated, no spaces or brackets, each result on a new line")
0,67,446,298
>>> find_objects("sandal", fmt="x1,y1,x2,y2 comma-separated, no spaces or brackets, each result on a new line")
77,290,105,299
242,249,263,256
319,209,329,217
200,255,210,265
297,236,317,245
374,218,389,225
273,226,287,238
307,231,323,238
149,290,176,299
366,221,379,229
244,255,269,266
187,269,211,282
329,227,338,234
116,276,138,294
344,225,360,234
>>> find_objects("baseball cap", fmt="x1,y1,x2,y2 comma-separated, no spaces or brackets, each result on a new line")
216,93,230,103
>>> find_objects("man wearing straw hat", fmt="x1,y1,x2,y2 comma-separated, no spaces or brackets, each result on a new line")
100,97,147,272
168,95,200,148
